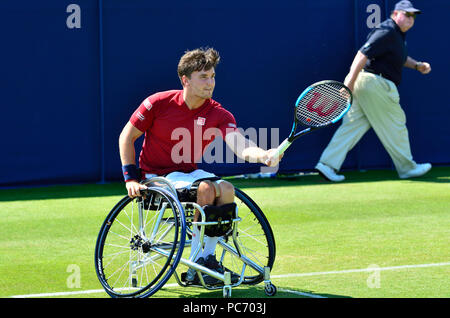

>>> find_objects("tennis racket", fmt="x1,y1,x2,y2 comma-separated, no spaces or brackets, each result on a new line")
270,80,352,159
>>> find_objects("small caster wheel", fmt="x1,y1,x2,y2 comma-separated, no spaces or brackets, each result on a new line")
264,283,277,296
132,278,138,288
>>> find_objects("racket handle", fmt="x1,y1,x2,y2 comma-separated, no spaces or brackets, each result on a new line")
273,138,292,157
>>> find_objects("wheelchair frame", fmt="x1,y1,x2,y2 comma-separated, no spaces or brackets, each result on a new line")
95,177,277,298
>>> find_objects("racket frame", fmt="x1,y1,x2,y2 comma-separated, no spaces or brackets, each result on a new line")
273,80,352,158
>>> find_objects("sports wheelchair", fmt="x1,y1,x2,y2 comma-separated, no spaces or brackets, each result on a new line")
94,177,277,298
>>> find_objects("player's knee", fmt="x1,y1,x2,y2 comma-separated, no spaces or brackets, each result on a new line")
218,180,234,195
217,180,234,204
197,180,216,205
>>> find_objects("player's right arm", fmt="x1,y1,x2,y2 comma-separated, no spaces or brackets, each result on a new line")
224,131,282,167
119,121,147,197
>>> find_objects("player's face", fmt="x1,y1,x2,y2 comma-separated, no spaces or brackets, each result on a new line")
185,68,216,100
393,10,415,32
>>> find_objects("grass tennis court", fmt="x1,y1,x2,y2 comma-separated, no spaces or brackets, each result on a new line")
1,167,449,298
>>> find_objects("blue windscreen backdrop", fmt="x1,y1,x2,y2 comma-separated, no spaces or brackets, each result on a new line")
1,0,449,187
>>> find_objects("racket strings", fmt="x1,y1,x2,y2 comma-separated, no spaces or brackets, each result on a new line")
296,82,350,127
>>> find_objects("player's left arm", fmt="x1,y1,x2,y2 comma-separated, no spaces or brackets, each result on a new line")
224,131,282,167
404,56,431,74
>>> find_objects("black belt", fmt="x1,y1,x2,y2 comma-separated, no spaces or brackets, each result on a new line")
363,68,384,77
362,69,399,87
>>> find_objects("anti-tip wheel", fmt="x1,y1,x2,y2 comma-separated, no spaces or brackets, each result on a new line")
264,283,277,296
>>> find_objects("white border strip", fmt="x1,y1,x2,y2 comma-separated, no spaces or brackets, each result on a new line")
10,262,450,298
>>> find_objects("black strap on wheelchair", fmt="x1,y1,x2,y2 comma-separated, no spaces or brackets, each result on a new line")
202,202,237,237
176,177,221,202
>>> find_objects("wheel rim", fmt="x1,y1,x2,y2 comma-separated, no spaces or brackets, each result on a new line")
95,188,185,297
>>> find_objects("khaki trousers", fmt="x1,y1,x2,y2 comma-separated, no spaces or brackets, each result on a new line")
318,71,417,176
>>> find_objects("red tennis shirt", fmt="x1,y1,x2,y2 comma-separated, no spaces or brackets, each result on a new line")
129,90,237,176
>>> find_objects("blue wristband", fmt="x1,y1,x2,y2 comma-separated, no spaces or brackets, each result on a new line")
122,164,140,182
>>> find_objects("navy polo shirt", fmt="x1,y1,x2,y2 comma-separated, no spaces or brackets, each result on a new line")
360,18,408,86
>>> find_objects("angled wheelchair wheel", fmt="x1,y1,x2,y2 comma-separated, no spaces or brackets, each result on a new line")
216,188,276,285
95,187,186,298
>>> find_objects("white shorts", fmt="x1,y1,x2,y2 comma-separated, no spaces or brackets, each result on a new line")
144,169,218,190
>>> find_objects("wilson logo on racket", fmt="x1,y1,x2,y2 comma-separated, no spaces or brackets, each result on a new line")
306,92,340,117
266,80,353,164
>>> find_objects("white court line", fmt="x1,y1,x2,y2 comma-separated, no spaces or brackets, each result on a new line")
10,262,450,298
278,288,327,298
11,288,110,298
271,262,450,279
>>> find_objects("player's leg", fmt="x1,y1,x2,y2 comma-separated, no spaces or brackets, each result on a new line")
187,180,237,284
197,180,235,258
188,180,215,263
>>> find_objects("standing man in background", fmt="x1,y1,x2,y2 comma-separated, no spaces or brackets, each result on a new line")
315,0,432,182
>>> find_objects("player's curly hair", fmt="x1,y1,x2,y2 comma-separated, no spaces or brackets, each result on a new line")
177,47,220,81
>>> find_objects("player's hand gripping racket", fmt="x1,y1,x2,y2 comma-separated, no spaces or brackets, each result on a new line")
269,80,352,161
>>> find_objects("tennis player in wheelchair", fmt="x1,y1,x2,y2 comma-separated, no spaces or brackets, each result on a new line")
119,47,282,286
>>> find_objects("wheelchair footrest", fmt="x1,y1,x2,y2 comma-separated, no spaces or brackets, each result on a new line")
180,270,239,287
